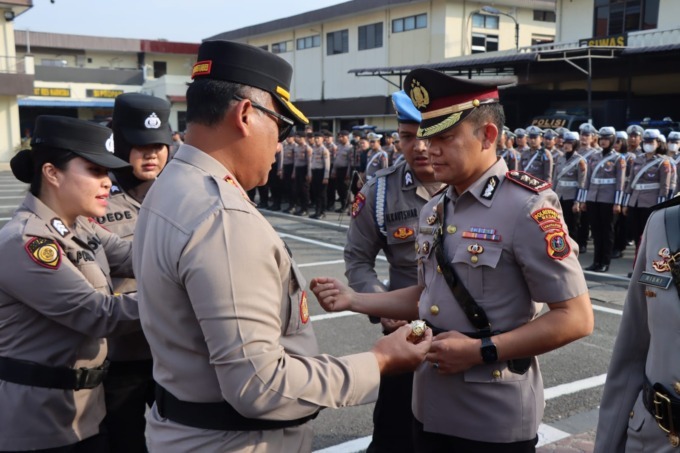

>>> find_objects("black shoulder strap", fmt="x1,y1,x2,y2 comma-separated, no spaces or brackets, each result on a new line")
432,195,492,333
665,205,680,253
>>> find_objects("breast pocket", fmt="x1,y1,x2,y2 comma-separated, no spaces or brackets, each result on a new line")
284,264,309,336
451,241,503,300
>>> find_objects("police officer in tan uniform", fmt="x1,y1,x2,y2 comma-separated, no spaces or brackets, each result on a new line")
595,197,680,452
582,126,627,272
543,128,561,161
291,132,313,216
576,123,600,254
132,40,431,453
520,125,553,183
309,131,330,219
323,130,338,211
313,69,593,452
279,133,296,210
553,131,587,243
345,90,443,453
623,128,672,249
98,92,172,453
365,132,389,181
0,116,140,452
331,130,352,212
497,127,520,171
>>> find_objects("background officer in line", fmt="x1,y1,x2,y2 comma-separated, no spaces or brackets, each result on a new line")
279,132,296,211
576,123,600,254
623,128,671,251
553,131,587,244
309,131,330,219
543,128,561,161
582,126,626,272
291,131,313,216
555,126,569,152
133,40,431,453
0,116,141,452
331,130,352,213
345,90,443,453
314,69,592,452
100,92,172,453
497,126,520,171
514,128,529,153
365,132,389,181
595,197,680,452
612,130,633,258
323,130,338,211
520,125,553,183
668,131,680,196
381,131,397,165
627,124,644,155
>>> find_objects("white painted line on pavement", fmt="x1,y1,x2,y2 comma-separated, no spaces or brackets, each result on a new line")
0,206,19,209
0,195,23,199
278,232,387,261
536,424,571,447
544,373,607,400
298,259,347,268
0,217,10,221
592,304,623,316
310,311,358,322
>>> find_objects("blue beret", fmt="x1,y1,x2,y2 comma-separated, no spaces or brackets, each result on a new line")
392,90,421,124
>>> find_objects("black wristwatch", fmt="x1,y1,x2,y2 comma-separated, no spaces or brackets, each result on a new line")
480,337,498,364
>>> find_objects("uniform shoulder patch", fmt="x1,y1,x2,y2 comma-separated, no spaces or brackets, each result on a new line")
505,171,551,192
352,192,366,218
25,237,62,269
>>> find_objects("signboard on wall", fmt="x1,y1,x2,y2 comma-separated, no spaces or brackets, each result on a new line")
579,33,627,47
86,89,124,98
33,87,71,97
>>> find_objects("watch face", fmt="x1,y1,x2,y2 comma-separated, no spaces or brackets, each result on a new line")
481,337,498,364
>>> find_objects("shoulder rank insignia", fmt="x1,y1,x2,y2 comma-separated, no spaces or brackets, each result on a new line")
110,185,122,196
25,237,62,269
404,170,414,187
505,171,551,192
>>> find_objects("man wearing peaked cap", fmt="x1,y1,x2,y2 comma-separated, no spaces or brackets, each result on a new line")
323,68,592,451
521,125,554,183
345,90,443,452
133,40,430,452
99,92,172,453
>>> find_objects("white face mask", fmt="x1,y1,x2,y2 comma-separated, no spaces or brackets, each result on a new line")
643,143,657,153
669,143,680,153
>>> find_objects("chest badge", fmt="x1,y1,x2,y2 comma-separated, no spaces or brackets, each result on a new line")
426,215,437,225
481,176,499,200
467,243,484,255
393,227,414,240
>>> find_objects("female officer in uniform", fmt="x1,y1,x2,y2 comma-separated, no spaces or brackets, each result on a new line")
98,93,172,453
0,115,140,452
552,131,587,243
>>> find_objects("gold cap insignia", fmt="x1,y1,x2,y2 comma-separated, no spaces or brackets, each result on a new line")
410,79,430,110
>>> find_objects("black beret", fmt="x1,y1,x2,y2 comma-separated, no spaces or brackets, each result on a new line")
192,40,308,126
404,68,504,139
30,116,129,170
112,93,172,147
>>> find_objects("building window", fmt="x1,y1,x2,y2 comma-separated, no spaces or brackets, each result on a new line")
259,44,269,51
472,13,499,29
326,29,348,55
533,10,556,22
392,13,427,33
594,0,659,37
41,58,68,67
358,22,383,50
532,34,555,46
153,61,167,78
272,41,293,54
471,33,499,53
296,34,321,50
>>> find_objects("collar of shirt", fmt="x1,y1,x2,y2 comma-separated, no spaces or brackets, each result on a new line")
447,157,509,208
172,144,252,203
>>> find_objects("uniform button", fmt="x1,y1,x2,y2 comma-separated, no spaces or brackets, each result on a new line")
436,265,442,273
471,255,479,264
415,242,420,253
669,433,680,448
629,410,634,419
430,305,439,315
447,225,457,234
674,382,680,395
492,370,501,379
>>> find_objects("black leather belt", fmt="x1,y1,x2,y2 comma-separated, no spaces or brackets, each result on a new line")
0,356,108,390
155,385,319,431
643,375,680,434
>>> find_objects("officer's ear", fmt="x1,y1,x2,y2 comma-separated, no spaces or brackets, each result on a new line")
480,123,499,151
230,97,253,138
42,162,62,189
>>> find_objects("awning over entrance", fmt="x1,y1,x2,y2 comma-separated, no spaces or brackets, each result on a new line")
18,99,115,108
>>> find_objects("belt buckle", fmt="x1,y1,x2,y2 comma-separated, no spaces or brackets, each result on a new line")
74,368,88,391
653,390,675,434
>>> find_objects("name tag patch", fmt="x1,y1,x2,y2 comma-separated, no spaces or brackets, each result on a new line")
639,272,672,289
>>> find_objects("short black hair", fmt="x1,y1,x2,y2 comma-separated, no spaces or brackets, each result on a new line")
466,104,506,136
186,79,270,127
